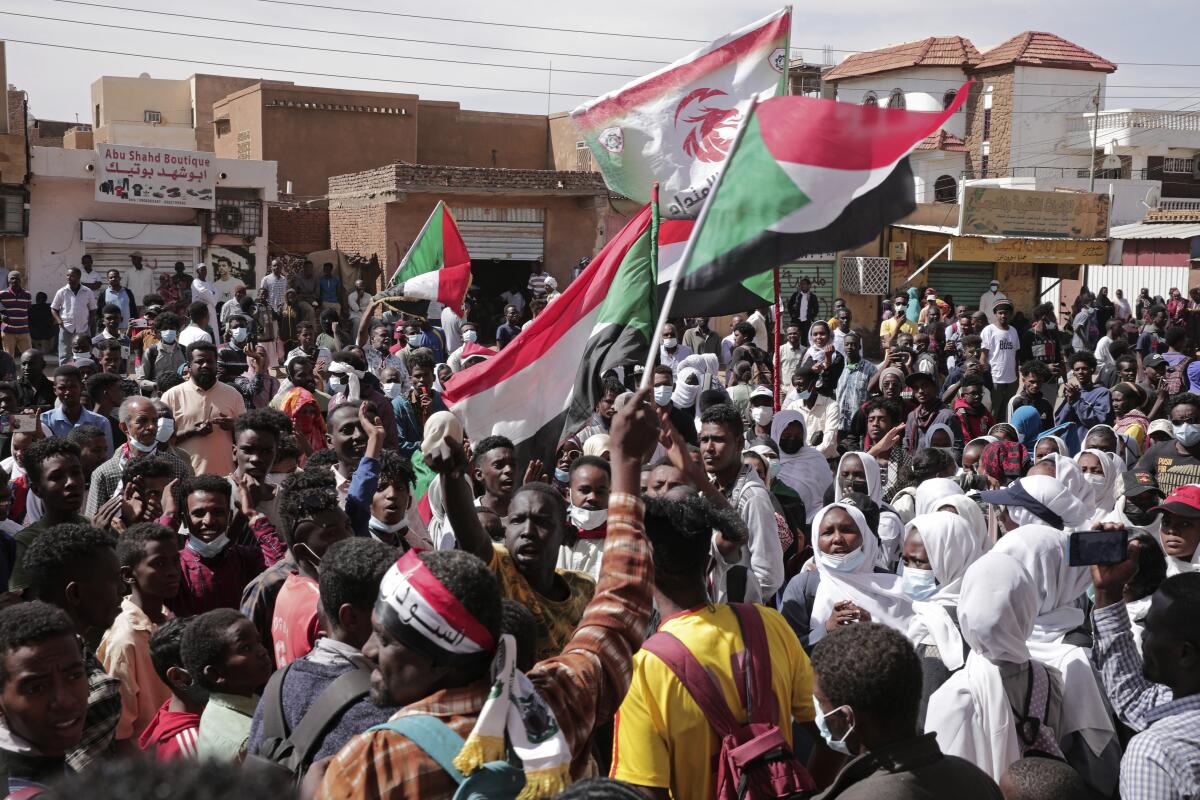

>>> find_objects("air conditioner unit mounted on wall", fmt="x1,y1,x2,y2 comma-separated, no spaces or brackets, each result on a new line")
144,110,162,124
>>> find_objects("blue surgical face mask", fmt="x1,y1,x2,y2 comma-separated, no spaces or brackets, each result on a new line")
816,546,867,573
1174,421,1200,448
160,330,178,345
186,533,230,559
462,329,478,343
813,695,854,755
901,566,939,601
553,467,570,485
231,327,249,344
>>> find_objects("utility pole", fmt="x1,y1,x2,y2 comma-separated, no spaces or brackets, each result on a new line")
1089,84,1102,192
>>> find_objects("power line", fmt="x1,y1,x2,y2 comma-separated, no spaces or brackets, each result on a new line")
254,0,713,45
1,39,603,98
46,0,670,66
0,11,645,79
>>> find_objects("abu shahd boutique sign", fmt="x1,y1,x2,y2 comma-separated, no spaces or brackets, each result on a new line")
95,145,216,209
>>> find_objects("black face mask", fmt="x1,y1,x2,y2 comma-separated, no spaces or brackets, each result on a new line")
1125,506,1160,526
779,438,802,455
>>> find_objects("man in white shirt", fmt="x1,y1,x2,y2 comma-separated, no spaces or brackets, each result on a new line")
658,322,693,376
191,263,220,344
779,322,803,389
440,298,467,355
178,301,215,350
979,297,1020,421
978,279,1007,326
747,307,770,351
50,267,97,365
124,253,154,308
260,259,289,313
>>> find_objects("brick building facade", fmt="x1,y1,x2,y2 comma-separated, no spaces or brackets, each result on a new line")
267,205,331,256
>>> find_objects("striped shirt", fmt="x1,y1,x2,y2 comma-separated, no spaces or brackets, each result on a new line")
527,270,550,298
317,492,653,800
0,288,31,334
1093,603,1200,799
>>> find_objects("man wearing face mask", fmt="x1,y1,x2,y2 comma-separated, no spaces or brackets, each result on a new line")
556,455,610,581
168,474,286,617
809,624,1002,799
683,316,721,359
880,294,917,350
85,396,193,518
139,312,186,393
748,385,775,439
1136,392,1200,495
651,365,697,447
786,365,841,459
445,321,481,372
324,350,398,453
658,322,692,376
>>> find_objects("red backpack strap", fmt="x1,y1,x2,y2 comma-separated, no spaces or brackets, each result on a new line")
729,603,780,727
641,631,740,737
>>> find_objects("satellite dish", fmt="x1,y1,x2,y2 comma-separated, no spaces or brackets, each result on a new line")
1102,154,1122,170
1143,185,1161,210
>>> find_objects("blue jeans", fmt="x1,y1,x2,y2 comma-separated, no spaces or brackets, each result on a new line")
58,328,74,365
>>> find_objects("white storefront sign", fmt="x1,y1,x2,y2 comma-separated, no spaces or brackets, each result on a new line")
94,144,216,209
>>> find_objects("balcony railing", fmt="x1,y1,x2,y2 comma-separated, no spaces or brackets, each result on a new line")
964,167,1149,180
1160,199,1200,211
1067,110,1200,134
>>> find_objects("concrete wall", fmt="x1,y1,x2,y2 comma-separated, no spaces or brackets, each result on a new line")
416,102,548,170
548,113,590,172
832,67,969,138
192,74,259,152
1009,65,1103,173
92,75,196,149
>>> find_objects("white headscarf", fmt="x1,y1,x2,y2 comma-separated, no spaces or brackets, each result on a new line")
677,352,719,377
1074,448,1117,513
905,512,983,673
834,451,905,571
327,360,364,403
1002,474,1090,530
808,502,913,644
771,411,832,523
992,524,1116,758
1040,453,1095,513
745,444,781,484
926,552,1039,781
916,478,965,516
672,366,702,410
1036,435,1069,460
921,422,957,451
935,494,991,554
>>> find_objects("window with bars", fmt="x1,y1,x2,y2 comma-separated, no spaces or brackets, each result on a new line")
1163,156,1196,173
575,141,592,172
862,92,878,107
0,190,26,236
888,89,906,109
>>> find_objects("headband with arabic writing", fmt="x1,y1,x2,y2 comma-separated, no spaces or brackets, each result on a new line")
375,550,496,664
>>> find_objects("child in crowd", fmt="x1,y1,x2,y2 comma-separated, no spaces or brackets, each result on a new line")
270,474,351,667
97,523,182,745
139,617,205,760
183,608,272,762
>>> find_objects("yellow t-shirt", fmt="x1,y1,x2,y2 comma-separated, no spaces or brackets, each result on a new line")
611,604,815,799
488,544,595,662
879,317,917,341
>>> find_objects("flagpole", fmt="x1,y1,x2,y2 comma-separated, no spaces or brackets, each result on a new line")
639,92,762,390
390,200,441,285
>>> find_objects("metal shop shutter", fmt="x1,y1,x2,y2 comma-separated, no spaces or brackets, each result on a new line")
778,261,837,319
450,207,544,261
84,243,199,274
929,261,994,311
1085,264,1191,307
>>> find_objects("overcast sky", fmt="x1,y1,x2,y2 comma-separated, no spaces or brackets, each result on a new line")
5,0,1200,125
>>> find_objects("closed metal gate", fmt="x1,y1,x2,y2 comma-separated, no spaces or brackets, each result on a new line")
84,243,198,302
1082,264,1191,308
451,207,544,261
778,260,837,320
929,261,994,312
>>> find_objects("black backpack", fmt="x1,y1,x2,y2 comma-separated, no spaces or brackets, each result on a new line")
247,663,372,785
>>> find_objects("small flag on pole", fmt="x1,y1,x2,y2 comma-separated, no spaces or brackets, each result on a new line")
388,200,472,315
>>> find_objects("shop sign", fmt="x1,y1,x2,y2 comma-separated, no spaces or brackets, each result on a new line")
95,145,216,209
959,186,1109,240
950,236,1108,264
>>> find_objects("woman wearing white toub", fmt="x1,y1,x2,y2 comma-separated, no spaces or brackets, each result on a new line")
992,525,1122,798
191,262,220,344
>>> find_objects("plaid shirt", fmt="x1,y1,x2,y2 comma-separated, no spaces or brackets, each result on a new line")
1093,603,1200,799
318,492,653,800
167,514,286,618
68,644,122,772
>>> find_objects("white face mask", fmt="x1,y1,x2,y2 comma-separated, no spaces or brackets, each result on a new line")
653,385,673,407
328,376,346,395
674,383,700,407
568,504,608,531
901,566,939,600
813,696,854,755
816,546,867,573
156,416,175,443
129,437,157,454
462,329,478,343
231,327,249,344
381,382,404,399
369,516,409,534
662,337,678,350
1175,422,1200,448
1084,473,1107,488
750,406,774,426
186,533,230,559
265,473,288,486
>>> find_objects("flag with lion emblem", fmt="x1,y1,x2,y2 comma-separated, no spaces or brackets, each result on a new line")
571,8,790,218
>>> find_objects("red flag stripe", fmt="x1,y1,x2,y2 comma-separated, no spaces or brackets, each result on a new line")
755,82,972,171
572,13,788,129
442,205,653,404
658,218,694,247
440,204,471,271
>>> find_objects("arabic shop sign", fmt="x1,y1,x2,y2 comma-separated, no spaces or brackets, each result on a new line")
95,145,215,209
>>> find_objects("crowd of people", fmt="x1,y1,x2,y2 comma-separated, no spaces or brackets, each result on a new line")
0,253,1193,800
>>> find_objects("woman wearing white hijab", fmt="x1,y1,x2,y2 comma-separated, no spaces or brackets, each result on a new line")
915,478,964,516
1031,453,1096,513
926,552,1062,782
1033,434,1069,461
903,513,982,722
671,366,703,414
1074,448,1117,513
779,502,913,650
981,473,1090,532
992,525,1122,797
934,494,991,554
833,451,903,569
770,411,832,524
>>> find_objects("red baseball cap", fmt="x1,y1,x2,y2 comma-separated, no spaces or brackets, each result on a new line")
1151,485,1200,519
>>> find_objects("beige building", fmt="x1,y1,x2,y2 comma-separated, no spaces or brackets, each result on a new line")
90,73,258,151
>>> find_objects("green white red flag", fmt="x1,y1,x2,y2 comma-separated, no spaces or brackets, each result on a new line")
389,200,472,315
572,8,790,217
442,206,656,461
678,83,971,292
